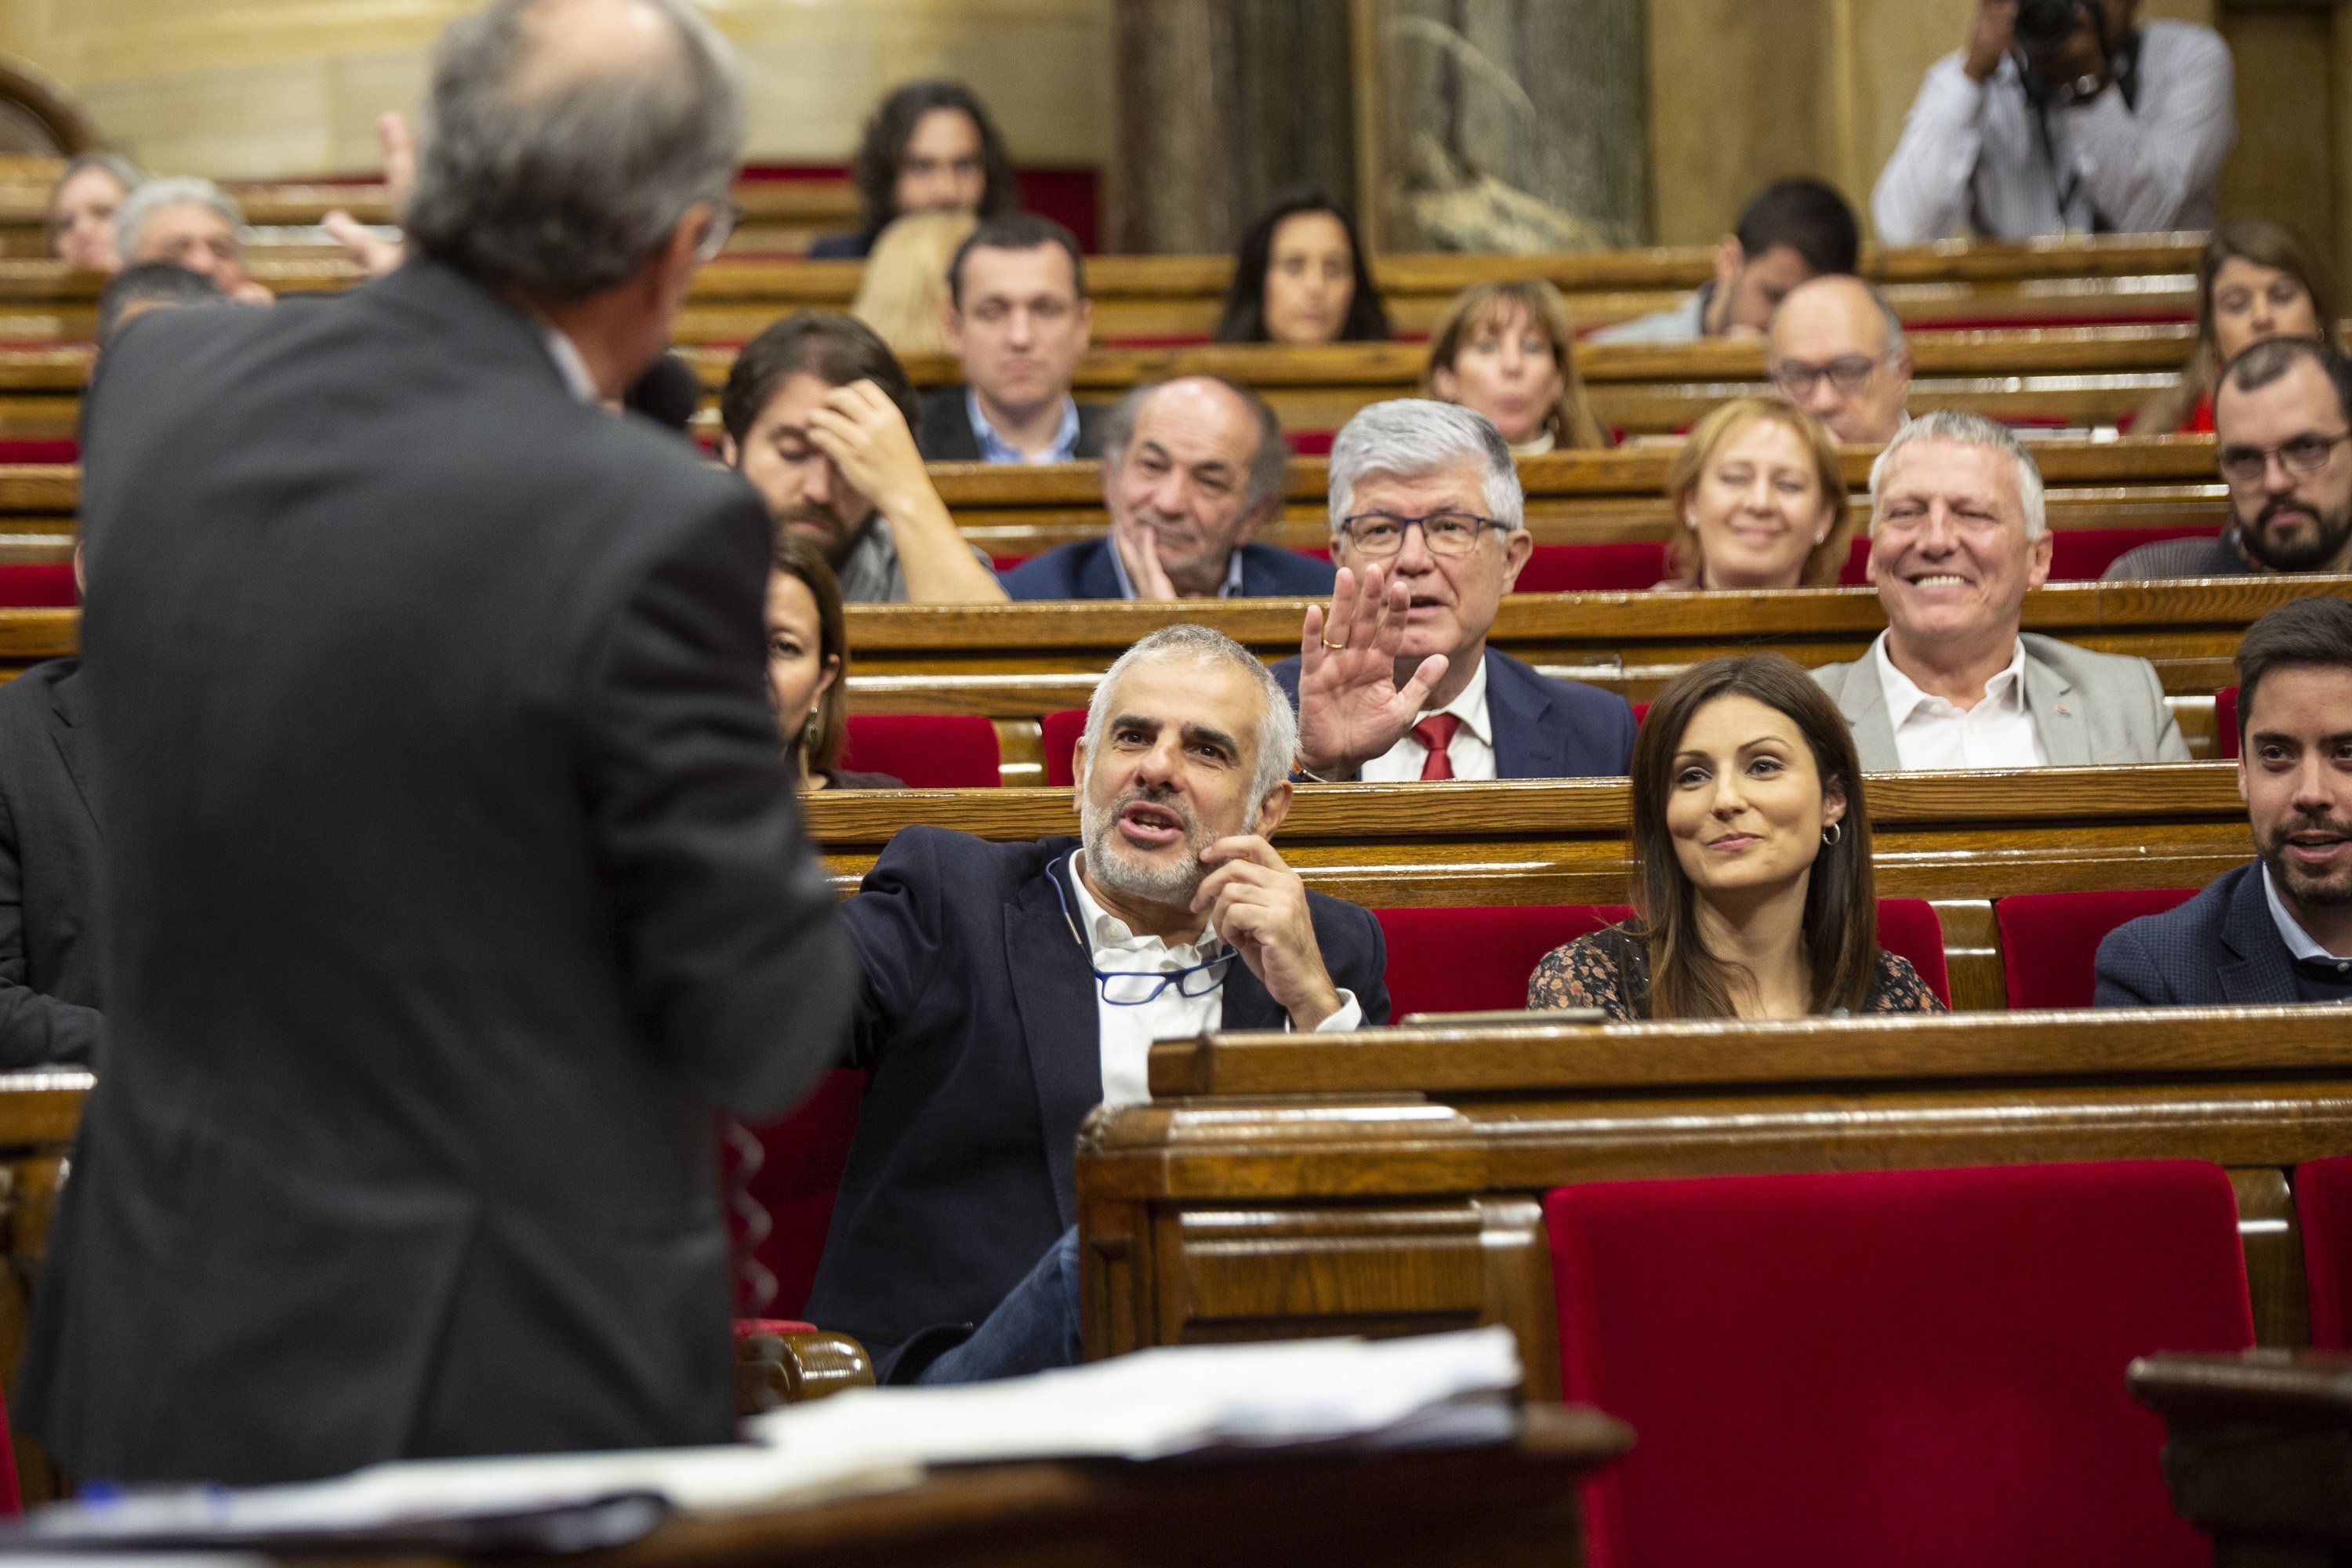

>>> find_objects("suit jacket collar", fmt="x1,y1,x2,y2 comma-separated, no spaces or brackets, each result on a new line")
2219,862,2308,1005
48,659,95,836
2016,636,2090,768
1833,644,1901,773
370,260,575,400
1076,539,1126,601
1484,649,1564,779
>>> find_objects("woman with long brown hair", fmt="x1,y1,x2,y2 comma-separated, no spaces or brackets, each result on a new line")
1528,652,1940,1019
1422,279,1610,452
768,532,902,790
2135,220,2341,435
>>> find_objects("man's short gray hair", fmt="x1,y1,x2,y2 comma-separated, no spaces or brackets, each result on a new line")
1869,408,2046,538
1080,625,1298,816
1101,377,1290,517
1327,399,1523,534
405,0,746,301
113,176,242,266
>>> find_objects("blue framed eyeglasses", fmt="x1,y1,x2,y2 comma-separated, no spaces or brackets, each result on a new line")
1051,862,1236,1007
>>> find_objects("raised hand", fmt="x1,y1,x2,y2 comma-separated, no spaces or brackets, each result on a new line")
321,113,417,278
1963,0,2018,82
1294,562,1449,779
805,379,931,520
1194,837,1341,1029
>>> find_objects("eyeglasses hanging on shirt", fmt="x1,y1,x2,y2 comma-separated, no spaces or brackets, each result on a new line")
1050,861,1238,1007
2013,4,2142,234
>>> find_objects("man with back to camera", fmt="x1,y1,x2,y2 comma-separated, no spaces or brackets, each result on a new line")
916,213,1105,464
1767,274,1915,445
809,80,1018,261
1592,179,1860,345
1002,375,1336,600
2105,337,2352,580
21,0,856,1484
804,623,1387,1382
1809,410,2190,771
1873,0,2234,242
1274,400,1636,782
720,310,1005,603
2096,597,2352,1005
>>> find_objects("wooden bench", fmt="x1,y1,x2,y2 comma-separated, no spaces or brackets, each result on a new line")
797,764,2251,1009
1076,1007,2352,1398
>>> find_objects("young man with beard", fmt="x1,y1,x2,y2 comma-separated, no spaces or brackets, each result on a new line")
2106,338,2352,580
803,625,1387,1383
719,310,1005,602
2096,597,2352,1004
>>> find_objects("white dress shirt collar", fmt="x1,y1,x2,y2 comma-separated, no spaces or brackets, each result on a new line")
1874,633,2029,728
1871,633,2049,772
538,323,600,405
1358,655,1496,782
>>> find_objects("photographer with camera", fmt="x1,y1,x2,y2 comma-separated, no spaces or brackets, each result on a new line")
1872,0,2232,245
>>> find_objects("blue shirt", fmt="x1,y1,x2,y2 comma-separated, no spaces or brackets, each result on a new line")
967,387,1083,465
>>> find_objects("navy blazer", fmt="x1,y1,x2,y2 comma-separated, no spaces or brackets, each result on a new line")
805,231,870,260
1002,538,1338,601
807,828,1390,1377
916,386,1109,463
1270,647,1636,779
2094,862,2302,1007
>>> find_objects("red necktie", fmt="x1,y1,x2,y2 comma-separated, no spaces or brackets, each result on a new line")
1411,713,1460,782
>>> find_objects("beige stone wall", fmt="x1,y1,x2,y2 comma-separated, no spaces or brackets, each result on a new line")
0,0,1112,178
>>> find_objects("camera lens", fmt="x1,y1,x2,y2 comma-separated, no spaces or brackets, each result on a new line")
2015,0,2083,52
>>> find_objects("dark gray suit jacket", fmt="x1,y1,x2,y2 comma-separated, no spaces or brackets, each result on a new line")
916,386,1107,463
0,657,101,1066
2094,862,2300,1007
20,261,855,1484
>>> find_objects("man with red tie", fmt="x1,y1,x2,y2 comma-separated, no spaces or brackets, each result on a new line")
1272,400,1636,781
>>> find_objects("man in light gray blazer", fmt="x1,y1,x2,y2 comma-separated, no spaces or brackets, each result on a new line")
1812,411,2190,771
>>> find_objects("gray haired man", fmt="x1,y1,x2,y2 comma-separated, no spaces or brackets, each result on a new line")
113,175,272,303
1811,410,2190,770
1273,399,1635,780
27,0,855,1483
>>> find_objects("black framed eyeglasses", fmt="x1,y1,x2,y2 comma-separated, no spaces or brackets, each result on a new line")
1769,354,1884,399
1338,511,1508,557
2217,431,2352,488
1050,862,1236,1007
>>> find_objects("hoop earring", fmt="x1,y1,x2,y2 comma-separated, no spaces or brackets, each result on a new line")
1821,821,1842,846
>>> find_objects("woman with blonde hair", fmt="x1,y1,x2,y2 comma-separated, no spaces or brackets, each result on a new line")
849,209,976,359
2134,220,2341,435
1657,397,1850,590
1423,279,1610,452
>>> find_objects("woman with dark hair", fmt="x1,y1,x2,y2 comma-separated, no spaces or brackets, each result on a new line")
811,81,1019,260
1214,190,1390,344
1528,652,1941,1020
2134,220,2342,434
768,532,902,790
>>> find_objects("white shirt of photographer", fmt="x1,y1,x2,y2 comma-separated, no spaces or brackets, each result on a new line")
1066,851,1361,1108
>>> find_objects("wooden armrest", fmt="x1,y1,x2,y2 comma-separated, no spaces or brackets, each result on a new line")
736,1327,875,1412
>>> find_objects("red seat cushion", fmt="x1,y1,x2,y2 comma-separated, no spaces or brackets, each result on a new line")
2217,684,2239,760
732,1317,818,1341
840,714,1001,788
2049,526,2219,582
1875,898,1950,1007
2298,1154,2352,1350
1043,708,1088,788
0,440,75,464
1995,889,2200,1010
1546,1160,2254,1568
1514,543,1665,593
1838,536,1871,585
726,1068,866,1319
0,564,74,607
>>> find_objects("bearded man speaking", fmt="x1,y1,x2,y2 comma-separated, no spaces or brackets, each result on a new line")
800,624,1388,1385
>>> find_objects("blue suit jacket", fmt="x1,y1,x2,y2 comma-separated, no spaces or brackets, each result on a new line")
806,827,1390,1376
2093,862,2300,1007
1002,538,1338,601
1270,647,1636,779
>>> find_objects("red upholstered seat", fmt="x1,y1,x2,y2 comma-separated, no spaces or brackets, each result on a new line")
839,714,1001,788
1375,899,1948,1016
0,1396,16,1516
0,439,75,464
1839,536,1871,584
0,564,74,607
1546,1160,2255,1568
1995,889,2199,1010
732,1317,819,1340
2050,526,2218,582
1515,543,1665,593
1043,708,1088,788
727,1069,866,1319
2296,1155,2352,1350
2217,684,2239,760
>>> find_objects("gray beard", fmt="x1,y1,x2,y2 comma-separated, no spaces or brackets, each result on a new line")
1079,791,1206,904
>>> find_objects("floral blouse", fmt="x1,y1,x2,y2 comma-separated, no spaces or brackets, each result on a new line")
1527,925,1946,1021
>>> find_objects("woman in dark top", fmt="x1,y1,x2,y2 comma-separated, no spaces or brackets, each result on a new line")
1529,652,1940,1020
768,532,902,791
1214,190,1391,345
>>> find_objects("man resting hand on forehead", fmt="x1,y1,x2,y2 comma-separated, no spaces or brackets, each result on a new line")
804,625,1388,1385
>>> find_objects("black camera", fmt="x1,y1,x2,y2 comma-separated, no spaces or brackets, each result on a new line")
2014,0,2093,57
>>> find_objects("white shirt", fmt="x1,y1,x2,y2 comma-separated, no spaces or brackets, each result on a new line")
539,324,599,405
1358,655,1497,782
1871,21,2234,243
1064,852,1362,1108
2263,862,2352,971
1872,633,2049,771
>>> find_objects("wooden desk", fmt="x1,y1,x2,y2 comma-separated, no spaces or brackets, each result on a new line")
1077,1007,2352,1398
2129,1350,2352,1567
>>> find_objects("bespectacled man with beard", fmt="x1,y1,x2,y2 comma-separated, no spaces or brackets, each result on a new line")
718,310,1005,603
2097,596,2352,1005
804,624,1388,1385
2107,337,2352,580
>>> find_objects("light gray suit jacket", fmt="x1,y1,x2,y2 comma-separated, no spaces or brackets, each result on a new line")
1811,633,2192,771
